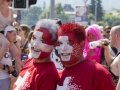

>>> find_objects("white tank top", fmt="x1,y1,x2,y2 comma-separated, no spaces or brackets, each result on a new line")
0,8,12,31
0,46,12,79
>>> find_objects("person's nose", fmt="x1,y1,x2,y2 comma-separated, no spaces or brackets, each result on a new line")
33,40,40,47
61,44,68,51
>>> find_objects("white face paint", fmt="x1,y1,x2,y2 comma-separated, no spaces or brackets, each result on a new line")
57,36,73,61
31,31,54,58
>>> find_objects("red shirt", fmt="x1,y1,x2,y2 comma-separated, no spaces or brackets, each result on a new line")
13,58,59,90
57,59,115,90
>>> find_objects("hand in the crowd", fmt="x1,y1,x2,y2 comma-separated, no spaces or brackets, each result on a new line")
5,65,14,72
8,66,15,73
5,65,18,77
12,21,18,27
100,39,110,48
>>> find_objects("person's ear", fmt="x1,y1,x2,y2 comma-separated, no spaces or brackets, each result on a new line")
80,40,85,48
117,33,120,38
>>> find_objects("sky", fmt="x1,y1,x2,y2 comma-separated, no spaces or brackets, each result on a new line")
34,0,120,11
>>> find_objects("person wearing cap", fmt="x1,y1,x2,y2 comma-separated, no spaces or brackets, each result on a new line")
0,25,19,90
1,25,22,73
4,25,22,73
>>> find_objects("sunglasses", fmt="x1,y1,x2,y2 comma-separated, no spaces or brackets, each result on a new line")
19,29,21,32
6,0,13,2
106,31,110,33
19,29,24,32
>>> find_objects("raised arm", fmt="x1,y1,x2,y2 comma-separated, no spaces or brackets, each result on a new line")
103,45,114,66
11,8,18,27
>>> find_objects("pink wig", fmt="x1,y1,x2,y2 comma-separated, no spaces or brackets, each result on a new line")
83,24,103,63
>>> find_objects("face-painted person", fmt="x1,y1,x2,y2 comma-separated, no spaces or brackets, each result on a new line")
56,23,115,90
13,19,59,90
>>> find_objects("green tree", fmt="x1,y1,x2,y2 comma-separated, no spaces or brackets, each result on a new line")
21,6,42,27
102,13,113,26
88,13,94,24
57,12,70,23
89,0,95,14
55,3,70,23
88,13,94,20
39,8,50,19
112,20,120,26
89,0,104,21
103,13,120,26
97,21,107,26
55,3,64,15
39,3,70,23
97,0,104,21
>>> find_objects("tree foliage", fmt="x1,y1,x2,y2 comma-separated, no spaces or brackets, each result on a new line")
39,8,50,19
103,13,120,26
89,0,104,21
15,1,120,27
88,13,94,24
97,21,107,26
21,6,42,27
39,3,70,24
55,3,64,15
55,3,70,23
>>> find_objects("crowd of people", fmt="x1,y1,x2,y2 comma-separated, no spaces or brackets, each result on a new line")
0,0,120,90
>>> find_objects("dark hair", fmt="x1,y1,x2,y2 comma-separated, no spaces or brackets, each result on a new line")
103,26,111,31
31,25,35,30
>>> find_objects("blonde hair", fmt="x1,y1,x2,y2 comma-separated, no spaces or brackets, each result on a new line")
19,24,30,38
0,0,2,5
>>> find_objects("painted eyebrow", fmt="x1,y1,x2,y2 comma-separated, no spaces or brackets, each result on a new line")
69,40,74,44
